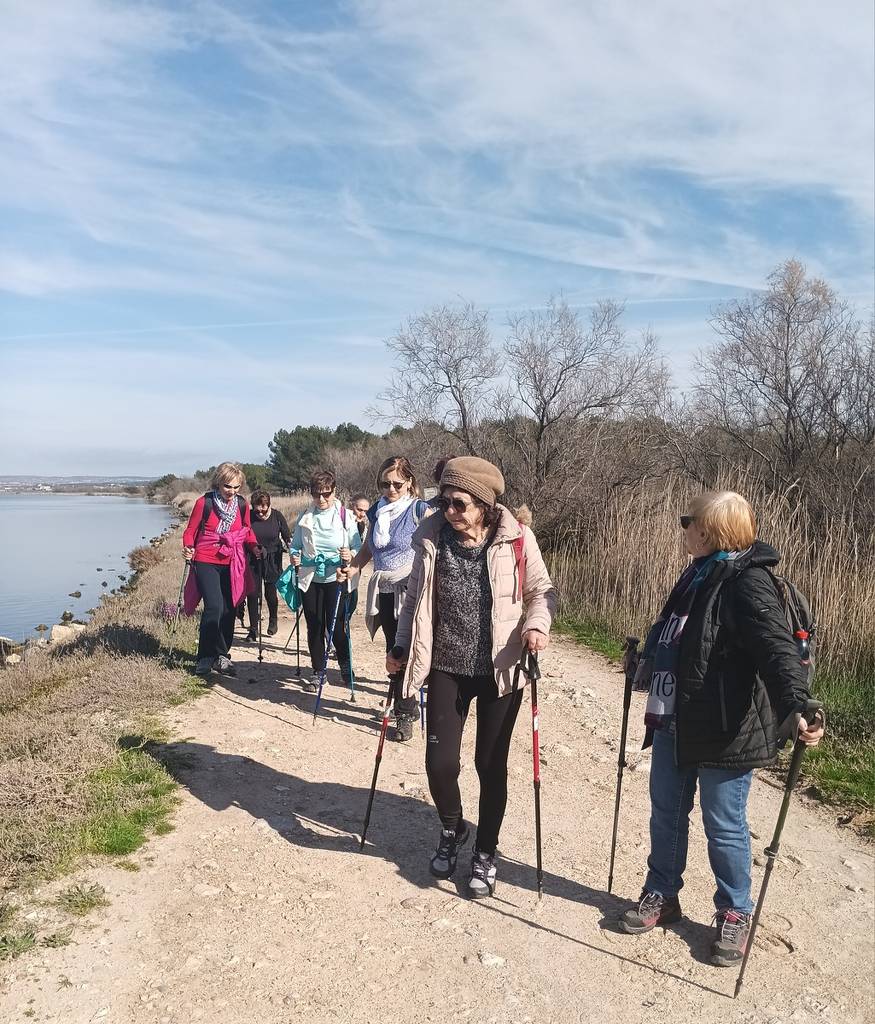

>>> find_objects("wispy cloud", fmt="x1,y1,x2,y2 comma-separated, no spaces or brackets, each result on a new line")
1,0,872,472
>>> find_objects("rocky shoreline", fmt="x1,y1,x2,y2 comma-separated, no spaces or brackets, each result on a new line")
0,503,183,667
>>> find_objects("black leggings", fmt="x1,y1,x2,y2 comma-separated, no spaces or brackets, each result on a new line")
378,592,416,715
301,580,352,680
425,669,523,855
246,576,278,631
193,561,236,661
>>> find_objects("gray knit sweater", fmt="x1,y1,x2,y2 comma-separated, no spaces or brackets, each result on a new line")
431,524,494,677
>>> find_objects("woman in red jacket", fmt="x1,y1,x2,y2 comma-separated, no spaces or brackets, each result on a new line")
183,462,257,678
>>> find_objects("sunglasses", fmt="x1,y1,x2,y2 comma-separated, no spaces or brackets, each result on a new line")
439,496,475,514
679,515,695,529
312,490,334,498
380,480,406,491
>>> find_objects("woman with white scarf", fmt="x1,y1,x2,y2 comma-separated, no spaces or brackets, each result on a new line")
340,456,430,741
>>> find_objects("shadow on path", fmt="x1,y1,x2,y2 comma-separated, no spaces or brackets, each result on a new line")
150,739,730,996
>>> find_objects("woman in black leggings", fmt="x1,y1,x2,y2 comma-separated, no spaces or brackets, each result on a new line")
389,457,556,898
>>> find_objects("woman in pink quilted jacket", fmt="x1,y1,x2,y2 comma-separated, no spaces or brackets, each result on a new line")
388,457,556,898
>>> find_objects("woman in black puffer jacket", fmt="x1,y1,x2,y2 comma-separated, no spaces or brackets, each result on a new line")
617,491,824,968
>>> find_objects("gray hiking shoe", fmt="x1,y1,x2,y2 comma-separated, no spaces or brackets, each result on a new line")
393,714,415,742
618,890,682,933
468,849,497,899
710,909,751,967
213,656,237,677
429,821,470,879
302,675,320,693
194,657,213,677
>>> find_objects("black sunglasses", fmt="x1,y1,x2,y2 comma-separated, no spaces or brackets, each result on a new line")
380,480,406,491
439,496,475,514
679,515,695,529
312,490,334,498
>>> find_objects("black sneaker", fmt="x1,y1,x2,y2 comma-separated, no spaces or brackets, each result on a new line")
429,821,470,878
267,616,278,636
468,849,497,899
618,890,682,933
710,909,751,967
393,715,415,742
246,629,257,642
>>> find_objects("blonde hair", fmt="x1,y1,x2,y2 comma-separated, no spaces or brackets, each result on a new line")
211,462,246,489
688,491,756,552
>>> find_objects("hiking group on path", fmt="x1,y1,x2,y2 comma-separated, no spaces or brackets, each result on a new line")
178,456,825,979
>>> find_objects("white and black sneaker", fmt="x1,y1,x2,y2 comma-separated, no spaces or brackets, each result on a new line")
468,850,497,899
213,656,236,677
429,820,470,879
302,675,320,693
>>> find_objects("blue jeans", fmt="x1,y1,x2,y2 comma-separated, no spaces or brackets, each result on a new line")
645,728,754,914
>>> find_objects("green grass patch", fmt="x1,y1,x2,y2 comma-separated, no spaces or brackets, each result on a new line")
55,882,109,916
554,616,628,661
0,929,37,961
78,748,178,858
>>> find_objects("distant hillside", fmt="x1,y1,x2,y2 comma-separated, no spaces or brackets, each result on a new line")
0,475,152,485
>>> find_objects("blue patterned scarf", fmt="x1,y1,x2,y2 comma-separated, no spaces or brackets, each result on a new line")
211,491,239,534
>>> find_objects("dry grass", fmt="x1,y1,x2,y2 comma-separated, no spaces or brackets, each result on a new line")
0,531,201,892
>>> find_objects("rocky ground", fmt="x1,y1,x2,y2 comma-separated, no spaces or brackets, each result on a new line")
1,599,872,1024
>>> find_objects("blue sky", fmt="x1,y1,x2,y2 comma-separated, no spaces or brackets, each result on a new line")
1,0,873,475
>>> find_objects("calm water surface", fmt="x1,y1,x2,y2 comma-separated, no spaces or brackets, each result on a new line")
1,494,172,643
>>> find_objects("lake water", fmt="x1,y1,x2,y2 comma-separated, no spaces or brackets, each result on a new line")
1,494,173,643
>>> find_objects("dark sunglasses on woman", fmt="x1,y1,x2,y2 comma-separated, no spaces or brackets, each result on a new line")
439,496,475,514
679,515,695,529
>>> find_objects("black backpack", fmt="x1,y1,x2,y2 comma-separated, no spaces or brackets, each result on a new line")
769,571,816,683
723,568,816,684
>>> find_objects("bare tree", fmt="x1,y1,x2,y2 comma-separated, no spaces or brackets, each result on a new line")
375,304,498,454
491,298,666,534
694,259,864,495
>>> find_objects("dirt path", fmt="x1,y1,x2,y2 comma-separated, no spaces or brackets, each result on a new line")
2,598,872,1024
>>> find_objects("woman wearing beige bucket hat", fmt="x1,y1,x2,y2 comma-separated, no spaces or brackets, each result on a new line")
388,456,557,898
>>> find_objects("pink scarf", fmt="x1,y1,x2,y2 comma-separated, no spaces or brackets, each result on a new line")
183,527,254,614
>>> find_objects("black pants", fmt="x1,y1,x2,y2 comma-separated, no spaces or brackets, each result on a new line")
301,580,351,681
377,592,416,715
194,561,236,661
246,576,278,632
425,669,523,856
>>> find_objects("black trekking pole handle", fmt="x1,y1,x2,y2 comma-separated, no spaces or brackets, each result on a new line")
734,699,824,999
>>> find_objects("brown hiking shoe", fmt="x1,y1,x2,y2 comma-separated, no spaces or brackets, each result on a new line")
618,890,682,933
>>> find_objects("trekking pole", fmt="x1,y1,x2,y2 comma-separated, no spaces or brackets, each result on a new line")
345,601,356,702
167,559,191,663
257,582,264,663
419,685,427,735
312,587,343,723
527,649,544,900
734,699,824,999
171,559,191,633
360,674,397,850
607,635,640,895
